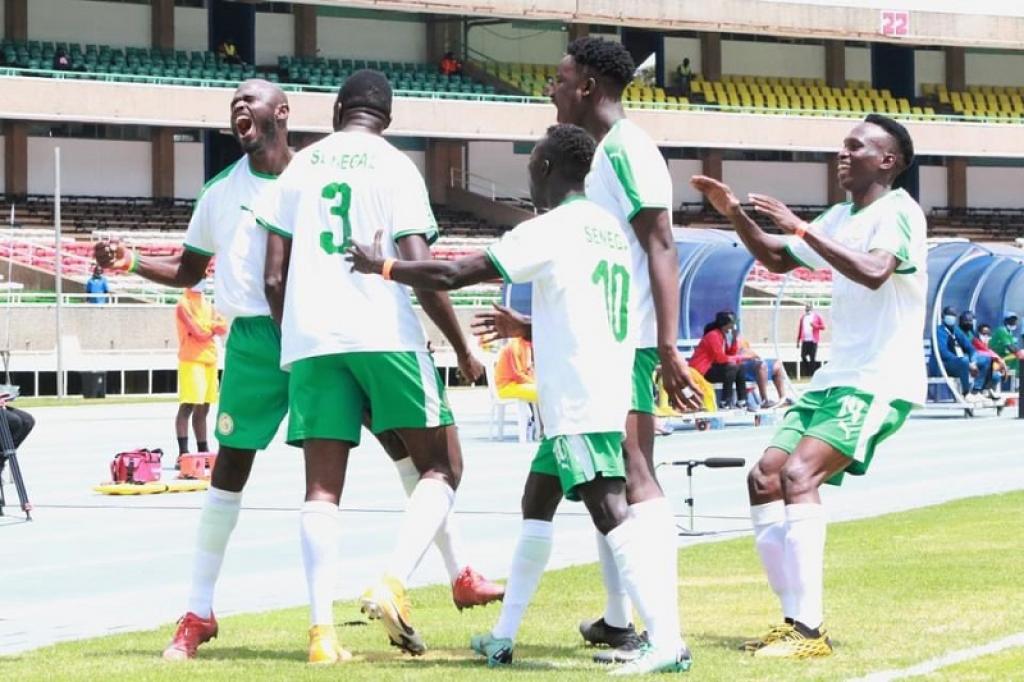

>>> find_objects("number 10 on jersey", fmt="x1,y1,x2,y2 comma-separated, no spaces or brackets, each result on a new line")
320,182,352,254
592,260,630,342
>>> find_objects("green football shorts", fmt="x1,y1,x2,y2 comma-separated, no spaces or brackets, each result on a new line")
287,350,454,446
215,316,289,451
530,432,626,501
769,386,913,486
630,347,659,414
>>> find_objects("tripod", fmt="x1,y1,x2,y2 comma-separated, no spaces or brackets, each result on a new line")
667,457,745,536
0,406,31,520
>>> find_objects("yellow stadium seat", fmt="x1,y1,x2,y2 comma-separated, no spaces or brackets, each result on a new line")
898,98,911,113
921,83,935,96
939,91,950,104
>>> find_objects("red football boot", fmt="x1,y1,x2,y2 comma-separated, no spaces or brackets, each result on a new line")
452,566,505,611
162,611,219,661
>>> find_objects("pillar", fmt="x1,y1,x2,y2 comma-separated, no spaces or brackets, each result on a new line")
151,0,174,51
825,40,846,89
426,139,466,205
699,33,721,82
5,0,27,42
945,46,965,92
701,149,723,182
293,4,317,60
152,128,175,200
4,121,28,198
946,157,968,209
426,15,463,63
567,23,589,43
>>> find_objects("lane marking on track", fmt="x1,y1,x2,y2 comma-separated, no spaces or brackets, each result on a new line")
849,631,1024,681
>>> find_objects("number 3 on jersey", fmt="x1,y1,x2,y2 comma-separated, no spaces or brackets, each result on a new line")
592,260,630,342
320,182,352,254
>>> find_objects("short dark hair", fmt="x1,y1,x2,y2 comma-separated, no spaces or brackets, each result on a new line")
338,69,392,118
541,124,596,183
864,113,914,174
567,37,635,91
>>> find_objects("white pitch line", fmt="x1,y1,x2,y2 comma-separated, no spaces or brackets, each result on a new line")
849,632,1024,681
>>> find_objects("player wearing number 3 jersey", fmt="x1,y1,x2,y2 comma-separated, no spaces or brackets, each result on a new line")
347,124,692,675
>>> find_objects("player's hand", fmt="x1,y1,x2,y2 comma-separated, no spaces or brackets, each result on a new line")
690,175,741,219
94,240,128,270
471,303,532,344
659,349,705,412
457,352,485,384
750,194,806,235
345,230,384,274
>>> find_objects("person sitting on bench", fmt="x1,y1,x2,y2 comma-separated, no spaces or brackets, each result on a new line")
690,311,751,410
494,337,538,402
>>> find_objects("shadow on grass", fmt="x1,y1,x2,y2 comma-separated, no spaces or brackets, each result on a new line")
83,646,308,663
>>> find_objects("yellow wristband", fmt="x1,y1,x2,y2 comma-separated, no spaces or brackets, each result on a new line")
381,257,397,281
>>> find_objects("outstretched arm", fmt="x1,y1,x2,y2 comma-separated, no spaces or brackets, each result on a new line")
348,232,498,290
94,241,209,288
690,175,798,274
749,194,898,290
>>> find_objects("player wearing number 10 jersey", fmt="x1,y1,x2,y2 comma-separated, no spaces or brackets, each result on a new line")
346,124,692,675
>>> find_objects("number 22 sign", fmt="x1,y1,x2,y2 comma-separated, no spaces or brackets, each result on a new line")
880,10,910,37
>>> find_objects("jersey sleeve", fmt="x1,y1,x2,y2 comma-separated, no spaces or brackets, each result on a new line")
601,127,672,221
867,199,925,274
485,216,554,284
391,158,439,245
182,194,215,257
784,206,834,271
252,174,293,239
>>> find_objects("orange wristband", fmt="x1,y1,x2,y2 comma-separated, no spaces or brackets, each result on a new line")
794,223,808,239
381,257,397,281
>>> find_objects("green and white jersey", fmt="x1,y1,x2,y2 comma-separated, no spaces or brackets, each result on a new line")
585,118,673,349
183,156,278,322
486,196,633,437
254,131,438,368
786,188,928,405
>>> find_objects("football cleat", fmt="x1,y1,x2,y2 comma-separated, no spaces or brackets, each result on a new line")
162,611,218,661
608,643,693,676
359,575,426,656
741,622,795,653
593,629,649,664
579,617,642,649
452,566,505,611
307,624,352,665
753,627,833,659
470,632,514,667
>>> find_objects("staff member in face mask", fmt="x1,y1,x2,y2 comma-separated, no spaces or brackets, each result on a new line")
936,306,987,401
990,312,1024,375
176,279,228,457
972,323,1008,393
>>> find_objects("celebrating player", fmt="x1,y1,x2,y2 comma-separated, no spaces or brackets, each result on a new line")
255,69,493,660
347,123,693,675
691,113,926,658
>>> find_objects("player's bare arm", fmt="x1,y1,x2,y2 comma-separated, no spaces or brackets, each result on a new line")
690,175,799,274
93,241,209,288
393,233,486,382
348,232,497,291
263,232,291,327
631,207,704,411
750,193,899,290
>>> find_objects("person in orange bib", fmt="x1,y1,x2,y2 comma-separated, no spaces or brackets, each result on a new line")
494,337,538,403
176,281,227,457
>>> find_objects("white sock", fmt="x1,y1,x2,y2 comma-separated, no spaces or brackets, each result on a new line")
751,501,794,619
395,458,463,582
596,527,632,628
186,486,242,618
784,503,827,631
606,517,683,652
300,500,340,627
386,477,455,584
491,519,553,641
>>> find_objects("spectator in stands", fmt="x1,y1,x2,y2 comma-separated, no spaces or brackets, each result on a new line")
690,311,750,409
85,265,110,304
991,311,1024,373
738,336,789,408
675,57,694,95
439,51,462,76
53,47,71,71
797,303,826,376
494,336,537,403
937,305,989,401
175,281,227,459
973,323,1008,394
218,37,243,65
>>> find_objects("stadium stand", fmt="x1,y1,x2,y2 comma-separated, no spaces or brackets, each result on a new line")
1,195,193,234
922,83,1024,121
279,55,496,96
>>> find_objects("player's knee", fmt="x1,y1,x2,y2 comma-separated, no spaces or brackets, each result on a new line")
780,458,816,498
747,462,781,500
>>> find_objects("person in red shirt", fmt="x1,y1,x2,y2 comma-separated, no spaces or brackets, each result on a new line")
439,51,462,76
689,311,749,408
796,304,826,376
972,323,1007,390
